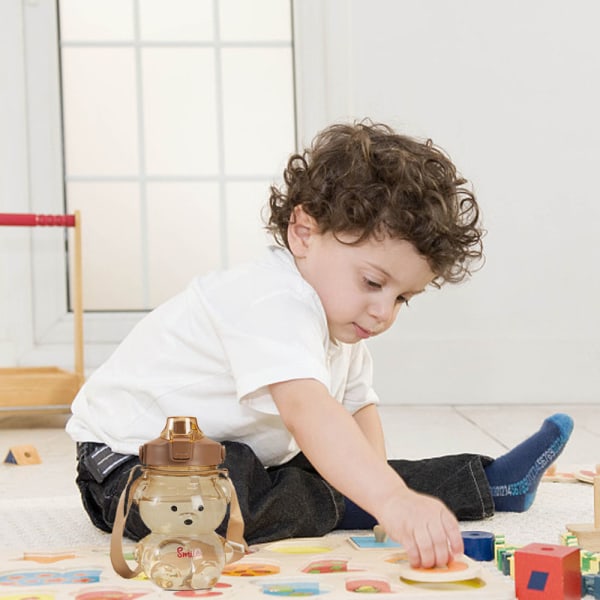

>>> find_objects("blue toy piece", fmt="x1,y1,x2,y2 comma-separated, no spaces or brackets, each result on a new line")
582,573,600,599
462,530,495,561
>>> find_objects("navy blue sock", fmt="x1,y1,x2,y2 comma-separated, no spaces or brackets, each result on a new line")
338,497,377,530
484,413,574,512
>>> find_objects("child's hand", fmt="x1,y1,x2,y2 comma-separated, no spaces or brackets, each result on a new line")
377,489,464,568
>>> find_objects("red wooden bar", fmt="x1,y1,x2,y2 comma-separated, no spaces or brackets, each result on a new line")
0,213,76,227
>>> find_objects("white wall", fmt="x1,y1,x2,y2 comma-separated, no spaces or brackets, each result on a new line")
2,0,599,405
297,0,599,404
0,1,34,365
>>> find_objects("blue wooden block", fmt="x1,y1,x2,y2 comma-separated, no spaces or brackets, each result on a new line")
582,573,600,599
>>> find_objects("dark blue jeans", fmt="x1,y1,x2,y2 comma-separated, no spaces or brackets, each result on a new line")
75,441,494,545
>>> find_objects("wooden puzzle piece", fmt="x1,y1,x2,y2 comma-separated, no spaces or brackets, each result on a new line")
575,467,600,484
301,557,358,574
22,552,77,564
345,575,393,593
3,445,41,465
397,554,482,583
373,524,386,542
253,579,331,596
348,535,401,549
221,562,280,577
566,474,600,551
542,467,578,483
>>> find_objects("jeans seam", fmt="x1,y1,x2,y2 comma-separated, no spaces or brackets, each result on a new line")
467,460,494,518
468,461,485,516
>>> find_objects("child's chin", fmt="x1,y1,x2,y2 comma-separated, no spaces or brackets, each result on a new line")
332,330,362,344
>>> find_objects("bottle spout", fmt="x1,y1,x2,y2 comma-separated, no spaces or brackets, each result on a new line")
161,416,204,441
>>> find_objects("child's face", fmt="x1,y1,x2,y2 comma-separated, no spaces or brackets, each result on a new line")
288,207,435,344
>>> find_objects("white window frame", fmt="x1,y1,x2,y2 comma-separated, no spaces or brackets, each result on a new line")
14,0,351,372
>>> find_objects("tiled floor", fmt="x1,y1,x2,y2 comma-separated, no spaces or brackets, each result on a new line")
1,404,597,502
379,404,598,466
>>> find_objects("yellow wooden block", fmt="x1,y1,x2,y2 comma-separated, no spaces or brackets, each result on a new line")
4,444,42,465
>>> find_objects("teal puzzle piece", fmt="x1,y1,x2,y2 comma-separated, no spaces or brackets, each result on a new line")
349,535,401,549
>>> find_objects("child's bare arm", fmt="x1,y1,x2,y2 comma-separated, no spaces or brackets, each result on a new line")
269,378,464,568
352,403,387,460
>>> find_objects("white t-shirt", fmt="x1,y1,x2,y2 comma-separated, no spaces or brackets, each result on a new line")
66,246,379,466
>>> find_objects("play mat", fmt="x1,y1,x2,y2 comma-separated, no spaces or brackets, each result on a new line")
0,532,517,599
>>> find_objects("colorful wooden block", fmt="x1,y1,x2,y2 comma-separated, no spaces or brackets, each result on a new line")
582,573,600,599
580,551,600,574
514,543,580,600
560,532,579,547
497,546,518,574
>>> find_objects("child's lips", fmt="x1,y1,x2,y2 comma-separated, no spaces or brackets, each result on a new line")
353,323,372,339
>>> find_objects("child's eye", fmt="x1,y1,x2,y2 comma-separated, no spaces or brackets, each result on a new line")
396,295,410,306
363,278,382,289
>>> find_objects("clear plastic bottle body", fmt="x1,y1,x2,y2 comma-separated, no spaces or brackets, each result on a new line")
133,468,233,590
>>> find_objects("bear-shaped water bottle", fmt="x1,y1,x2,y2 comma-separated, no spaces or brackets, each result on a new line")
111,416,246,590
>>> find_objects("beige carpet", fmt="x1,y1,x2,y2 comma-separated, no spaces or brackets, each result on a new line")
0,480,594,552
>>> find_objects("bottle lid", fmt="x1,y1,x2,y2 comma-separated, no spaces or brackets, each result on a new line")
139,416,225,468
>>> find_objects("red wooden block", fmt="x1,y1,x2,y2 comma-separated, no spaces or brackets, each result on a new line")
514,543,580,600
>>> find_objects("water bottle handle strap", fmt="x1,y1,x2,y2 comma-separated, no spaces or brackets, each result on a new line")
224,483,248,562
110,465,144,579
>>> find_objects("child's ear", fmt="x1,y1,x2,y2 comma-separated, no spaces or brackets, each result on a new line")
287,205,318,258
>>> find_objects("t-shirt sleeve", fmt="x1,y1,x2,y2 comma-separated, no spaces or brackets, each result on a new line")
208,289,330,414
342,342,380,414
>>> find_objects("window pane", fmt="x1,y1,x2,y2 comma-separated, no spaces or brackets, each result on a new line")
57,0,295,312
226,181,273,266
61,48,139,176
222,48,295,175
66,182,144,310
142,48,219,175
59,0,134,41
139,0,214,41
219,0,291,41
146,182,221,306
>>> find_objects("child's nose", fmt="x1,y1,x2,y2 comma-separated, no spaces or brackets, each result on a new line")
369,297,396,323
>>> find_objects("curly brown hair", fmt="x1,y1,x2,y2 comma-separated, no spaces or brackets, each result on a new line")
266,120,484,285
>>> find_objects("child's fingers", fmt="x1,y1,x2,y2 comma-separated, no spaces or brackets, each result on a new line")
398,529,421,568
442,510,464,556
430,520,454,567
408,522,446,568
407,508,463,568
412,526,435,567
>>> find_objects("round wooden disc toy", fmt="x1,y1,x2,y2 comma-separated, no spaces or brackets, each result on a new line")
575,468,599,484
398,554,481,583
